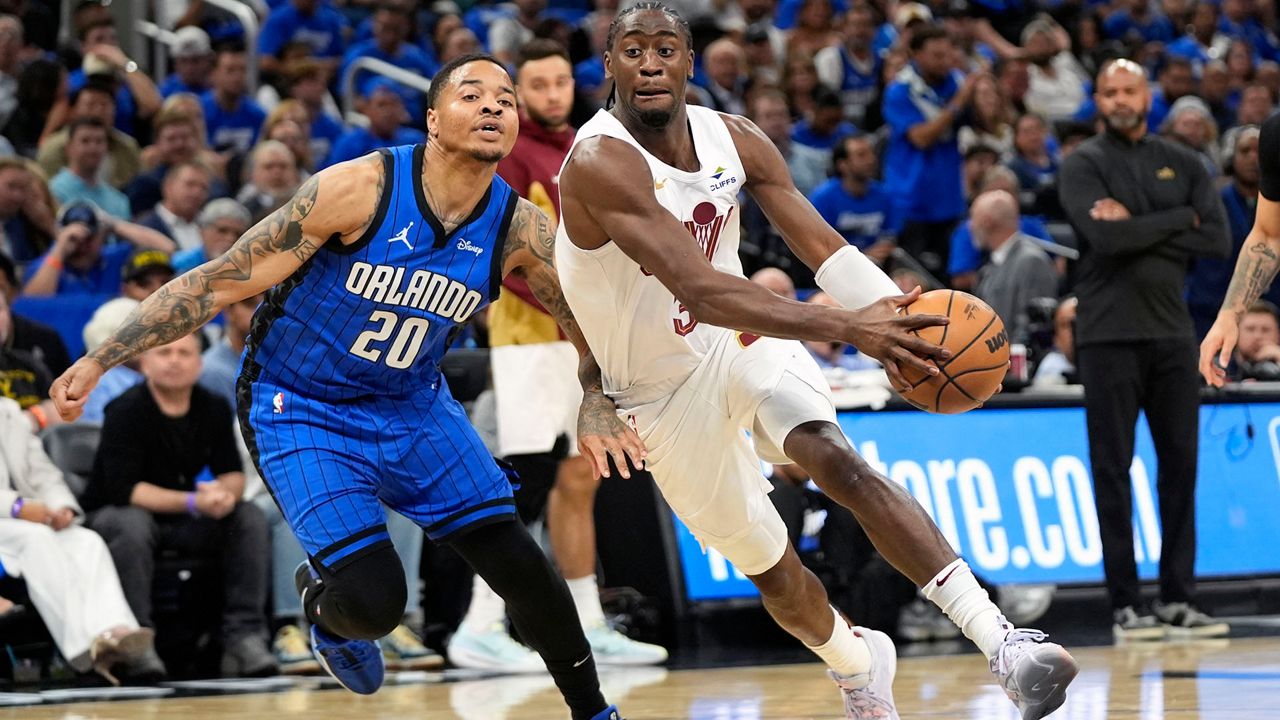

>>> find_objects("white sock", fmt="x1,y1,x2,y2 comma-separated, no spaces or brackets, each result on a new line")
460,575,507,634
921,558,1011,660
805,606,872,679
566,575,607,629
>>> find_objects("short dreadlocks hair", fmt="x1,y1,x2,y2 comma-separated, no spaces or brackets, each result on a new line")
605,2,692,51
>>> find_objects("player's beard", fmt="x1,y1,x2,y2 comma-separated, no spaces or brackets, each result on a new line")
635,106,675,129
469,146,506,163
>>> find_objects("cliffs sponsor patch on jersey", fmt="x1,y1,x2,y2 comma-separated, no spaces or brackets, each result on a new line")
344,260,483,322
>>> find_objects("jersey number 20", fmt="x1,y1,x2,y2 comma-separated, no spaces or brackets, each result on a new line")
349,310,430,369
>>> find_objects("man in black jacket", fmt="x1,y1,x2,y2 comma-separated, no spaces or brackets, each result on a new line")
83,333,276,677
1059,59,1231,642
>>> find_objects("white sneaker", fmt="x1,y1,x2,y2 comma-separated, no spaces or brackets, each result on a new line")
585,622,669,666
991,628,1078,720
828,627,899,719
447,623,545,673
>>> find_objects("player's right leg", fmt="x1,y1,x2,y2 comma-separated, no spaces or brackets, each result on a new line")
626,365,895,719
759,362,1076,720
238,377,402,694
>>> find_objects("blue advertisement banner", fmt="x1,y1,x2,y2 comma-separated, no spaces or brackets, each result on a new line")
675,402,1280,602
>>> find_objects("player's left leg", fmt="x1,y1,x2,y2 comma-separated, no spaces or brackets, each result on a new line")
757,353,1077,720
449,519,619,720
379,386,620,720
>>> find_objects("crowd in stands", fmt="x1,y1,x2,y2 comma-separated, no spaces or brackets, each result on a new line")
1,0,1279,687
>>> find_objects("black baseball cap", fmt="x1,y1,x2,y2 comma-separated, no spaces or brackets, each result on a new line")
57,200,101,236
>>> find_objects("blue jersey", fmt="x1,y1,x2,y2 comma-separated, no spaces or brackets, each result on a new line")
243,144,517,401
835,47,881,126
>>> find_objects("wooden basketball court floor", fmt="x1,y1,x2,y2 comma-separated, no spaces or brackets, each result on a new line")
5,635,1280,719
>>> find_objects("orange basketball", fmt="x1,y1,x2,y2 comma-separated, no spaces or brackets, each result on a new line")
899,290,1010,414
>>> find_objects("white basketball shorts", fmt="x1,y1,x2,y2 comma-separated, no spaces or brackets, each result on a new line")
624,332,837,576
491,341,582,457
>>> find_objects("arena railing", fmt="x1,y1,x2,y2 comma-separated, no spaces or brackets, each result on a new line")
340,56,432,127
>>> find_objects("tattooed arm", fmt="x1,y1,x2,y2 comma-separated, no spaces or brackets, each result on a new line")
500,198,646,478
50,154,388,420
1200,192,1280,387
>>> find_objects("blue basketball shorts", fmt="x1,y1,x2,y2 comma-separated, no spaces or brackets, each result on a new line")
238,375,516,571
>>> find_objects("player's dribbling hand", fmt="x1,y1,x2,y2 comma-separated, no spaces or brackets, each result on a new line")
51,358,106,422
577,391,647,480
1200,313,1239,387
848,287,952,393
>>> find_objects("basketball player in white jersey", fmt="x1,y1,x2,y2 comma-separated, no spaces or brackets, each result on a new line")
555,5,1078,718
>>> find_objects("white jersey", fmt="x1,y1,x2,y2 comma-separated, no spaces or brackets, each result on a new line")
555,106,748,410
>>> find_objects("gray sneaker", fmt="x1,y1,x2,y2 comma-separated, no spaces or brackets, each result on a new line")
828,627,899,719
991,628,1078,720
1113,606,1164,642
1153,602,1230,638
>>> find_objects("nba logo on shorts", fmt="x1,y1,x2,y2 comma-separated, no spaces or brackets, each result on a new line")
273,391,285,414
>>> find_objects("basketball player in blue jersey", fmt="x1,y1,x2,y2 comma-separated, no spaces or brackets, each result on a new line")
50,54,634,720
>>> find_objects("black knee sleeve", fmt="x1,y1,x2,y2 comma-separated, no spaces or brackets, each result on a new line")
448,520,607,720
306,546,407,640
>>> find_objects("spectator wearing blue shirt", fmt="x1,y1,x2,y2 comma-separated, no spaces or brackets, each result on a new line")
49,119,132,221
21,201,175,299
159,27,213,99
0,158,54,265
201,47,268,154
1219,0,1280,61
173,199,253,274
323,80,425,168
814,5,882,129
1148,57,1196,130
71,17,163,136
882,26,974,279
1200,61,1238,132
791,89,859,151
1167,3,1231,72
258,0,348,79
341,4,436,123
1102,0,1175,43
809,135,898,265
1007,113,1059,198
279,59,346,165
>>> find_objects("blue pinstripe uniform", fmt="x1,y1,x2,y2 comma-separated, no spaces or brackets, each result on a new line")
237,144,519,571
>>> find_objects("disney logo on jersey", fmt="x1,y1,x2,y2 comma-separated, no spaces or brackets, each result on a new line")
344,261,483,322
709,165,736,192
456,238,484,256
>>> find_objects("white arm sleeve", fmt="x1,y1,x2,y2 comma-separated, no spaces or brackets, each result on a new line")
814,244,901,309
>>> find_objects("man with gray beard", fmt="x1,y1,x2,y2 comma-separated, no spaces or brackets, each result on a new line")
1058,59,1231,643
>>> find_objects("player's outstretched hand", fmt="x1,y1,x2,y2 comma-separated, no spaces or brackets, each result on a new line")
1200,313,1239,387
51,358,106,422
578,391,647,480
847,287,951,393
